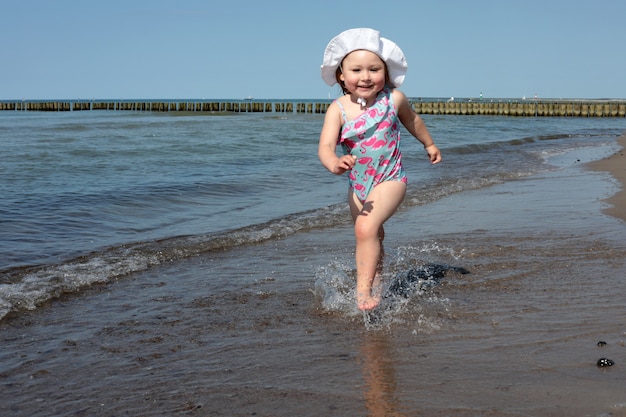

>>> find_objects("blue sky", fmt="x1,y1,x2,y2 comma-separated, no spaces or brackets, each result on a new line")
3,0,625,100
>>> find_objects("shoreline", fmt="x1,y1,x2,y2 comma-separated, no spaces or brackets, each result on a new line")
2,135,626,416
588,133,626,222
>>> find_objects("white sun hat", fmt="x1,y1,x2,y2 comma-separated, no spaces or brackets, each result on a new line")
320,28,408,87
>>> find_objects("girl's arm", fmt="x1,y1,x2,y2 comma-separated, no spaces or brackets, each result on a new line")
318,102,357,175
394,90,442,164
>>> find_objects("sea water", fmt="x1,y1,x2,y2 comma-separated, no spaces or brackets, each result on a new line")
2,108,626,416
1,109,625,320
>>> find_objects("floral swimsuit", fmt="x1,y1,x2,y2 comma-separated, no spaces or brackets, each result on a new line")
336,88,407,202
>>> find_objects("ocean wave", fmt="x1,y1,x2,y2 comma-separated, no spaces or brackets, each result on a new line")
1,138,612,321
0,167,537,322
446,133,580,155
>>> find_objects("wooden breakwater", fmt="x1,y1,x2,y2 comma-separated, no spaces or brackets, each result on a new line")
1,99,625,117
412,100,626,117
0,100,312,113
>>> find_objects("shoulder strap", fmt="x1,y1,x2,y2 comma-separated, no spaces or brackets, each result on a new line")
334,99,347,123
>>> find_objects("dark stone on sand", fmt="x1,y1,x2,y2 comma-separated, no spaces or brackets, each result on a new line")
596,358,615,367
384,263,470,299
364,264,470,327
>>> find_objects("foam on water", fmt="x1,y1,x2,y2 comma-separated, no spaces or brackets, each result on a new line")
313,243,465,331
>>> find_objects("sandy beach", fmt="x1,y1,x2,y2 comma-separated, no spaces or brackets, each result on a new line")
589,133,626,222
1,112,625,416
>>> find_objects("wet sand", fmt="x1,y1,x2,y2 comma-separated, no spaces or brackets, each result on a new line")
1,142,626,417
589,133,626,222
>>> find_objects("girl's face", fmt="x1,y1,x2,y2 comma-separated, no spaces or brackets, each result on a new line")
339,50,387,101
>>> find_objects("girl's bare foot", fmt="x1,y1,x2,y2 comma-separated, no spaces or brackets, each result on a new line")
357,294,381,310
356,273,382,310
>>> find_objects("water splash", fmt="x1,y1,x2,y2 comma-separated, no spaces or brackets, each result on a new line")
313,248,470,331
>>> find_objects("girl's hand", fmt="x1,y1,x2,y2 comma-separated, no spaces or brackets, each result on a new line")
333,155,357,175
425,144,442,164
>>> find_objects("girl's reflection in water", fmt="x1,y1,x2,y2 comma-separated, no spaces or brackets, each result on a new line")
359,332,409,417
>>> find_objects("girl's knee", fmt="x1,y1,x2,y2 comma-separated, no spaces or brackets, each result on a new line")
354,218,380,242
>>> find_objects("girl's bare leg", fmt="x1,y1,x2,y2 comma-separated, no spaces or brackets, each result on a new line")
349,181,406,310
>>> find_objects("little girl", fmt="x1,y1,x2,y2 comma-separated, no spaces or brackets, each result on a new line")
318,28,441,311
